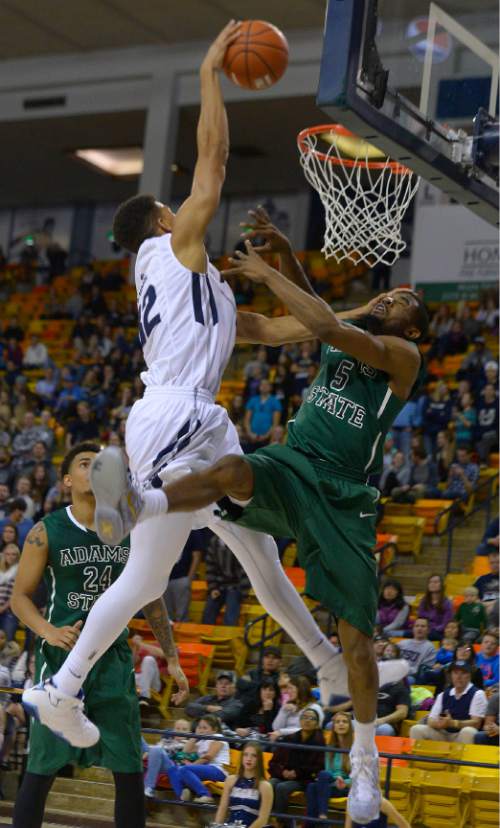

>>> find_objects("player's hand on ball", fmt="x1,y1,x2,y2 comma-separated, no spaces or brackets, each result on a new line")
168,659,190,706
240,206,291,255
223,240,275,283
46,619,83,651
202,20,242,71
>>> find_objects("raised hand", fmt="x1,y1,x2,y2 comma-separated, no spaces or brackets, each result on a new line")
240,205,291,255
222,239,277,283
201,20,242,72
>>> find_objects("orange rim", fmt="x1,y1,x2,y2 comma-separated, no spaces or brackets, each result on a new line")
297,124,414,174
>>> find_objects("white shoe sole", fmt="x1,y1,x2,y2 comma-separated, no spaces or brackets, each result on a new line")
90,448,128,545
23,685,100,748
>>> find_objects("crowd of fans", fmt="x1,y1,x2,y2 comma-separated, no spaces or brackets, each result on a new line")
0,260,497,823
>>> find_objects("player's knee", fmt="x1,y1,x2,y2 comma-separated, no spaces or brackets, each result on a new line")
212,454,253,499
342,628,374,673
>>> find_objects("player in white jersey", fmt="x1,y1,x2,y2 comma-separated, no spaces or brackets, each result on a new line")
23,23,406,749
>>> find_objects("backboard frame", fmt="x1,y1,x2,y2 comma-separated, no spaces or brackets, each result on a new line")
317,0,499,227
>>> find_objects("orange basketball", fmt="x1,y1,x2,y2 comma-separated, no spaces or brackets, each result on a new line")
223,20,289,91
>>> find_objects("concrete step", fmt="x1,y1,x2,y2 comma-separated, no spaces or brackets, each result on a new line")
52,777,115,799
45,792,115,817
74,766,113,782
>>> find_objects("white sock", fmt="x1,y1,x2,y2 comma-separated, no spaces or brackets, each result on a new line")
53,656,87,697
140,489,168,520
308,636,340,669
353,719,377,752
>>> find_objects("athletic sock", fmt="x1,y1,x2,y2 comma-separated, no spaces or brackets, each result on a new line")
139,489,168,521
353,719,377,752
53,652,88,697
307,635,340,670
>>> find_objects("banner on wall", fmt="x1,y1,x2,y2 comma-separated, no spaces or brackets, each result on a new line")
411,203,498,301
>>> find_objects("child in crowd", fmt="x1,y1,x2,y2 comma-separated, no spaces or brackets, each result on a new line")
435,637,458,668
165,715,230,804
213,741,273,828
455,586,489,641
143,717,197,797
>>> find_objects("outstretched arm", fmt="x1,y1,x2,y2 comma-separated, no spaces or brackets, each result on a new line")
171,20,241,272
142,598,189,705
228,243,420,399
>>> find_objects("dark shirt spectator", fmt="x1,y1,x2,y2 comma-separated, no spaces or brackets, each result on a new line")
476,519,499,557
235,678,280,737
237,646,282,704
201,535,251,626
268,710,325,816
164,529,206,622
185,671,243,727
4,319,23,342
422,384,452,454
65,401,100,449
375,681,410,736
0,499,33,548
442,446,479,501
474,691,499,745
474,551,499,603
475,385,499,463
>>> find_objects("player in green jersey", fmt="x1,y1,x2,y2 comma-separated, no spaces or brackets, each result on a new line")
88,207,429,824
12,442,188,828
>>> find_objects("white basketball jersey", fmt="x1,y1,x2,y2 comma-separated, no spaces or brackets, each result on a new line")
134,234,236,396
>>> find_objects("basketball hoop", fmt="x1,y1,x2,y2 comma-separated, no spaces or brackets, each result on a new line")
297,124,420,266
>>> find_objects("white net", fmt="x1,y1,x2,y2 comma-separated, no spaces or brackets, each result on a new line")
297,127,420,266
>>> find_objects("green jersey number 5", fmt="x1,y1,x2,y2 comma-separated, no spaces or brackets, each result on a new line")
329,358,355,392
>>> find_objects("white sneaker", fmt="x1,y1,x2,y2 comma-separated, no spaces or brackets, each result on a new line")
23,680,100,748
193,795,213,804
348,747,381,824
90,447,143,545
144,786,155,798
180,788,192,801
317,654,410,704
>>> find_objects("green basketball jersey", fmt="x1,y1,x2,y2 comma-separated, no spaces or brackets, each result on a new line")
41,506,130,646
287,338,423,481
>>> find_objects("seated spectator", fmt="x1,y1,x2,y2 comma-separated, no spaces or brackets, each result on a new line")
474,691,499,746
435,429,455,483
22,335,49,369
474,550,499,606
186,670,243,729
65,401,100,449
164,529,204,622
213,740,273,828
476,518,499,557
391,447,439,502
417,574,454,640
455,586,488,641
243,379,282,451
475,384,499,464
443,620,462,641
21,440,57,486
0,629,20,672
375,580,410,636
422,383,452,456
398,618,437,684
379,451,409,499
0,449,12,490
306,712,352,820
0,499,33,548
235,677,280,739
373,634,390,662
438,320,469,358
390,398,422,459
0,544,20,640
237,645,282,704
34,367,58,406
0,524,17,553
290,342,316,396
429,304,453,339
143,718,197,797
30,464,51,516
129,634,163,706
476,631,499,689
268,707,325,828
375,675,410,737
476,296,499,332
480,360,499,396
418,636,457,686
244,347,270,380
11,412,46,459
454,392,477,445
434,640,485,695
441,444,479,502
228,393,246,428
54,369,86,417
163,714,230,804
14,476,36,520
410,660,487,743
0,486,9,521
270,676,323,740
202,535,250,626
460,335,493,380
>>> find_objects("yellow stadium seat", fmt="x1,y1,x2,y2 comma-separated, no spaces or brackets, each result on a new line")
445,573,475,596
241,604,282,647
200,632,248,676
471,556,491,576
458,744,499,779
378,516,426,559
410,739,464,771
414,499,454,534
412,770,469,828
467,777,499,827
379,765,422,822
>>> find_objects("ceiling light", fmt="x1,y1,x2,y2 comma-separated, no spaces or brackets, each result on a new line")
73,147,143,177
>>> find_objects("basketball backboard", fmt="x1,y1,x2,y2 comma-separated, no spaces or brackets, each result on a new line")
317,0,499,226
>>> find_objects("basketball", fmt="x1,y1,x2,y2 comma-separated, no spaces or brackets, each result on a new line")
223,20,289,91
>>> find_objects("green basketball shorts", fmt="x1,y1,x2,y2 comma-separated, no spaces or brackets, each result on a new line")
28,640,142,776
221,443,379,637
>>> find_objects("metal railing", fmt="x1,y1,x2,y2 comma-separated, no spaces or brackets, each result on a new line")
244,603,335,668
142,728,500,827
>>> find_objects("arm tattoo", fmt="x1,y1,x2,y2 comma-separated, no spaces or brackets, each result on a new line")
25,522,46,549
143,597,177,660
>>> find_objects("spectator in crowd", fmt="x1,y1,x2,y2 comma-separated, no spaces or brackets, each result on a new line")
460,336,494,380
4,317,23,343
379,451,409,499
65,400,100,449
243,347,270,380
163,529,204,622
237,645,282,705
270,676,323,741
162,714,230,805
186,671,243,728
475,384,499,464
235,677,280,739
417,574,454,640
0,628,20,672
474,550,499,605
476,296,499,331
268,707,325,827
12,412,45,459
243,379,282,451
418,636,457,686
410,660,487,743
441,445,479,502
439,320,469,358
454,392,477,445
392,447,439,501
0,486,10,521
422,383,452,456
54,369,86,416
375,580,410,636
457,304,481,341
475,631,499,689
481,361,499,395
435,430,455,483
22,335,49,369
290,342,317,397
0,449,12,489
22,440,56,485
228,393,246,429
398,618,437,684
390,397,423,459
474,691,499,745
476,518,499,557
306,712,353,820
0,499,33,548
429,305,453,339
373,635,389,661
13,477,35,520
455,586,488,641
129,634,163,707
202,535,250,626
0,524,18,553
213,741,273,828
375,675,410,737
143,718,198,797
0,544,20,640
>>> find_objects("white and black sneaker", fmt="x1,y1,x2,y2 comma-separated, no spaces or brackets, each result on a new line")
90,447,143,545
23,679,100,748
348,747,381,824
